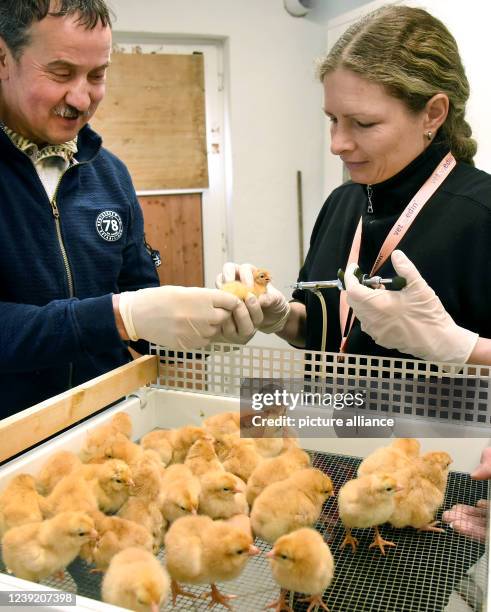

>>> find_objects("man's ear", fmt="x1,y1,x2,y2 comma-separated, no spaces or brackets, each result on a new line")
0,37,11,79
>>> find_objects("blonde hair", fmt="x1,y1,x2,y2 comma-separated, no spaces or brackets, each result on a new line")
317,5,476,164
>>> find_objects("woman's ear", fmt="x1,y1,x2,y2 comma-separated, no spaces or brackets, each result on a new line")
424,93,449,134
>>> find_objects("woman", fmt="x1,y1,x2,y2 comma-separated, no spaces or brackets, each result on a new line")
218,5,491,364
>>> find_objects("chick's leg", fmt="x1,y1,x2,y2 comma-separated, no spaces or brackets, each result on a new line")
298,593,330,612
265,588,294,612
202,583,237,610
170,579,198,605
368,526,396,555
340,527,359,553
417,520,445,534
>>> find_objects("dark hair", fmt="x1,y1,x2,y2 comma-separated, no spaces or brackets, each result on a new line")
0,0,113,60
317,5,476,165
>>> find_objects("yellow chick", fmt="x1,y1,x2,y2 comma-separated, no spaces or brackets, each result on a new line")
203,412,240,440
253,437,285,458
44,459,134,516
217,434,263,483
35,451,82,495
82,511,153,570
139,430,174,466
338,473,400,555
266,528,334,612
222,268,272,300
389,451,452,532
117,462,165,553
171,425,215,464
0,474,44,535
251,468,333,544
96,433,144,466
165,514,259,608
1,511,97,582
102,547,170,612
357,438,420,477
246,447,311,506
199,471,248,519
160,464,201,523
184,438,224,477
80,412,132,463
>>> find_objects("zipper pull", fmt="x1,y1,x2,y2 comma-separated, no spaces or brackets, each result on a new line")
367,184,373,214
51,198,60,219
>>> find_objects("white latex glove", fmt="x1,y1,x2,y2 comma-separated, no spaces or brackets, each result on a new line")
118,286,240,350
216,262,290,334
344,250,478,364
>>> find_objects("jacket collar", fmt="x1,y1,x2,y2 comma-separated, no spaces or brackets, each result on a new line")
363,139,451,216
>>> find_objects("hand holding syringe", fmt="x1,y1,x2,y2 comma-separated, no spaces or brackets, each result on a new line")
291,267,407,292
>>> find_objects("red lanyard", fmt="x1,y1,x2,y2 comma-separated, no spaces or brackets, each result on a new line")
339,151,456,352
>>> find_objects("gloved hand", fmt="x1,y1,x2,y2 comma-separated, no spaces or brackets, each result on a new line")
216,262,290,334
344,250,478,364
118,286,240,350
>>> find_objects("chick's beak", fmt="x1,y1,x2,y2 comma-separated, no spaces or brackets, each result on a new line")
191,507,198,515
248,545,260,556
127,479,135,487
396,484,404,492
265,549,275,559
89,529,99,541
151,603,159,612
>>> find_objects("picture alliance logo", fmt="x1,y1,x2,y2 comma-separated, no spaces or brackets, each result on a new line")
96,210,123,242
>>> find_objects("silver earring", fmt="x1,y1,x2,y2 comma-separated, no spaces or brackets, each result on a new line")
426,131,433,141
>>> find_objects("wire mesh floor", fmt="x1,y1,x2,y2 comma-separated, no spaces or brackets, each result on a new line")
0,451,487,612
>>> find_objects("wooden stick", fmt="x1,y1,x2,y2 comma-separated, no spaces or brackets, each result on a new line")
0,355,158,463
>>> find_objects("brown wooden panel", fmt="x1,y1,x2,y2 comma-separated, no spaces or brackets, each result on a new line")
139,193,204,287
91,52,208,190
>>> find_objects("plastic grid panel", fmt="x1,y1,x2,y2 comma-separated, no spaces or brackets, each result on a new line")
152,344,491,429
1,450,486,612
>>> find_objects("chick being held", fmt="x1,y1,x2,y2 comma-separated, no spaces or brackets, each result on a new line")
266,528,334,612
0,474,44,535
1,511,97,582
221,268,271,300
165,514,259,609
338,473,400,555
251,468,333,544
102,547,170,612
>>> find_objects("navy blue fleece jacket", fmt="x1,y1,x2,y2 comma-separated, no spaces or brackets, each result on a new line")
0,124,159,416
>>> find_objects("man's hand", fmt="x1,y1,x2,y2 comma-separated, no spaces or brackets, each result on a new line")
118,286,240,350
471,447,491,480
216,262,290,335
344,250,478,363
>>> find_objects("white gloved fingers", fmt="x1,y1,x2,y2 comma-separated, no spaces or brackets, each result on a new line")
391,250,431,293
244,294,265,327
344,262,375,300
222,262,240,284
209,306,236,326
221,316,239,338
237,263,256,287
210,288,241,311
231,301,256,337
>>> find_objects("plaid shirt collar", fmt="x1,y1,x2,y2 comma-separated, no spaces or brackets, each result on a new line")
1,123,78,164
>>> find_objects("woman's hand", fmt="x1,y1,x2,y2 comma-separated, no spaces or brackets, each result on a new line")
344,250,478,363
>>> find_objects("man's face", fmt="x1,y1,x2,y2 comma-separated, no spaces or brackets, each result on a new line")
0,12,111,144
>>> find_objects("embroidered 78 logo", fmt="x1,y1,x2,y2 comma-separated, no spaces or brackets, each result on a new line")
96,210,123,242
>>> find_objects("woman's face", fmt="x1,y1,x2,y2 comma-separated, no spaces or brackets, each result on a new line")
323,69,430,185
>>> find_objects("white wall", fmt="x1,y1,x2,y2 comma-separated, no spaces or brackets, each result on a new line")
109,0,329,347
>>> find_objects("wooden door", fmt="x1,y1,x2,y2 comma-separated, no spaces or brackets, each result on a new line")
138,193,204,287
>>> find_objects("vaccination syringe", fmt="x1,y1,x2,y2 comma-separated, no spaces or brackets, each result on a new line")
292,268,407,292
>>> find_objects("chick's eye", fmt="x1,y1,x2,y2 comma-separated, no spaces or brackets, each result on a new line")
78,531,87,537
179,505,187,511
236,549,244,555
280,554,288,560
115,478,123,484
223,487,230,492
385,487,393,492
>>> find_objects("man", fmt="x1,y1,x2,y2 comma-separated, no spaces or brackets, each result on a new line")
0,0,241,415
